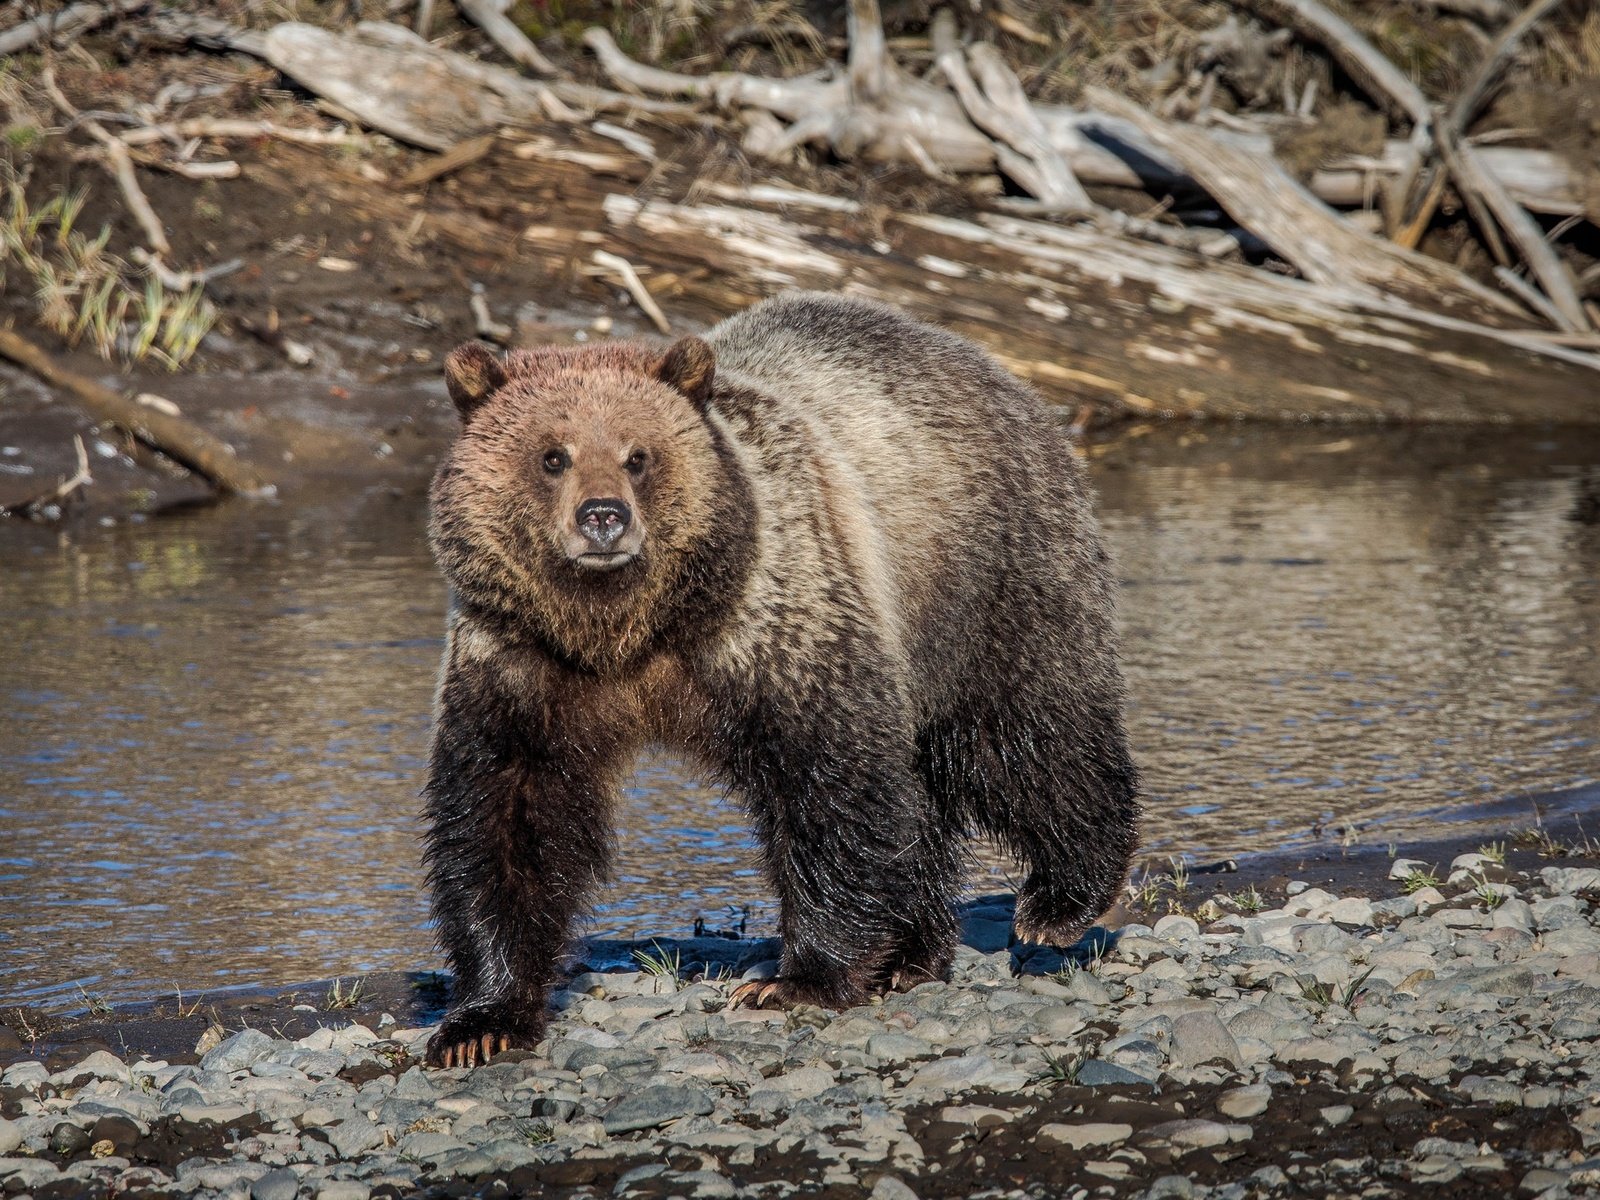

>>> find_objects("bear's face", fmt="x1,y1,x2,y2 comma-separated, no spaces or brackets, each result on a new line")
432,337,723,660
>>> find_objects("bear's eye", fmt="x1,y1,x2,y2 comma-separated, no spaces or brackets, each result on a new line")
542,449,569,475
625,450,648,475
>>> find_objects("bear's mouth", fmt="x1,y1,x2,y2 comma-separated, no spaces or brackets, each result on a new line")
573,551,637,572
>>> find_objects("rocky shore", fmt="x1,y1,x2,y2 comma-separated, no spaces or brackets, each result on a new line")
5,852,1600,1200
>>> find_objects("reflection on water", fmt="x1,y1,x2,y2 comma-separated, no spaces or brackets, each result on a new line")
2,425,1598,1007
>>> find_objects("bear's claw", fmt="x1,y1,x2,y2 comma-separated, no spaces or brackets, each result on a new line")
728,977,848,1011
426,1011,541,1068
435,1032,509,1069
727,979,787,1010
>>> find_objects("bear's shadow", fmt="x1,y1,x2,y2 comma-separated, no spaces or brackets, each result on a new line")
571,892,1121,986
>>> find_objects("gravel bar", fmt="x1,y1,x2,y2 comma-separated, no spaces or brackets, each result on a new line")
5,856,1600,1199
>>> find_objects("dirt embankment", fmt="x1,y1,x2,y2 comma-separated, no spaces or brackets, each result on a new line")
3,0,1600,518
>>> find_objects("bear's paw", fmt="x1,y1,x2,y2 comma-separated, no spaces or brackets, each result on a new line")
426,1008,544,1068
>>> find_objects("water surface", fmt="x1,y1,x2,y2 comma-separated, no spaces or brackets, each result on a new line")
3,424,1598,1007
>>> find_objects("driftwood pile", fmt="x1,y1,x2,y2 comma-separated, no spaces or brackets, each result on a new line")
5,0,1600,449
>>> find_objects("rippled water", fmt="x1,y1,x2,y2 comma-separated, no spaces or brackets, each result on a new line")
3,425,1598,1007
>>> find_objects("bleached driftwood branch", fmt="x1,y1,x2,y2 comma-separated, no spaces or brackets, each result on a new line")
1086,89,1521,318
455,0,557,76
0,0,145,55
41,69,171,259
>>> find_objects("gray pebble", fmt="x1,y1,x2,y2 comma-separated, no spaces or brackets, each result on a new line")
1170,1011,1242,1069
201,1028,278,1075
251,1166,302,1200
870,1176,920,1200
602,1084,713,1134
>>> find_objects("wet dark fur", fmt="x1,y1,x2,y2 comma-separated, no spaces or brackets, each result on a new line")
422,294,1139,1065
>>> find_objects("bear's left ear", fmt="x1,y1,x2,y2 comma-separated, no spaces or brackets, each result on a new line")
657,336,716,409
443,341,508,421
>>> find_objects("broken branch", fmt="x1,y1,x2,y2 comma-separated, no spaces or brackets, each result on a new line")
0,325,271,496
42,69,171,259
0,0,146,55
592,250,671,335
456,0,558,76
0,436,92,519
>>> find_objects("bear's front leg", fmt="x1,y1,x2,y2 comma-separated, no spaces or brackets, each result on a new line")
422,650,616,1067
724,697,960,1011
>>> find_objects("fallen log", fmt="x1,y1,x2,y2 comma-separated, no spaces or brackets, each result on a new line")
0,326,271,496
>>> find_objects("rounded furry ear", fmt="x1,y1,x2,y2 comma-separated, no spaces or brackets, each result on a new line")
443,342,508,420
657,336,716,408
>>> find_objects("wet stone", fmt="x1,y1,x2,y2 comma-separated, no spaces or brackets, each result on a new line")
1217,1083,1271,1120
601,1084,714,1134
1075,1060,1155,1088
202,1029,278,1075
251,1166,302,1200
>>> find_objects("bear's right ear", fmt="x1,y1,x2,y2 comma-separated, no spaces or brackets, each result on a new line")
443,342,508,420
657,336,716,410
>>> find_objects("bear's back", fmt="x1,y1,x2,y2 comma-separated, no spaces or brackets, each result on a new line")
705,293,1104,708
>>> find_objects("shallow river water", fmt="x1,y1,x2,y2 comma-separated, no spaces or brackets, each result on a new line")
3,423,1599,1007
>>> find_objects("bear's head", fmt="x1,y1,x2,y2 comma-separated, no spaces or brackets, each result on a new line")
431,336,731,669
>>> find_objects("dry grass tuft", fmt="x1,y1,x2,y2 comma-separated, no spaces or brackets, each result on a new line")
1,180,215,369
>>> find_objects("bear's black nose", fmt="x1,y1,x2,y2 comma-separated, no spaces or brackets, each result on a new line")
576,498,632,551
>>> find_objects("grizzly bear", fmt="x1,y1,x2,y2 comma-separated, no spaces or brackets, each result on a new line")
423,292,1138,1068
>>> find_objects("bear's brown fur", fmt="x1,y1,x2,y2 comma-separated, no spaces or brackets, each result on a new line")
423,293,1138,1068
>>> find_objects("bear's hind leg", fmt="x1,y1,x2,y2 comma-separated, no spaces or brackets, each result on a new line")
920,692,1138,948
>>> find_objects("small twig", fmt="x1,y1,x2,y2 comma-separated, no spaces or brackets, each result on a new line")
590,121,656,162
847,0,889,103
456,0,557,75
399,133,497,187
1493,266,1570,329
1237,0,1431,131
41,69,171,258
1446,0,1572,135
137,156,240,180
469,283,512,343
1417,0,1510,20
128,248,244,291
0,436,92,518
119,118,365,148
1391,169,1448,250
591,250,671,335
415,0,436,40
